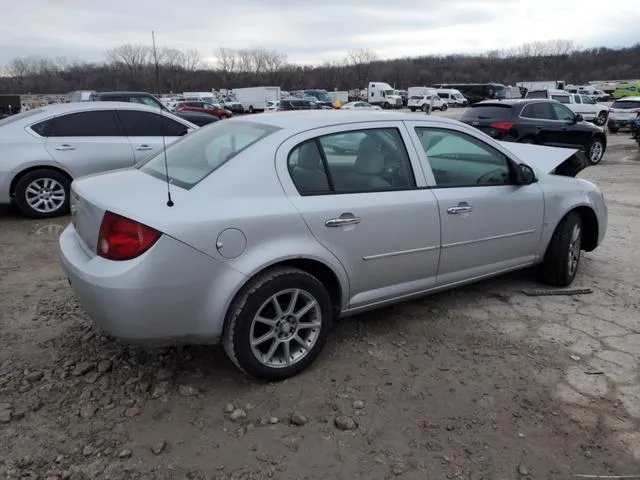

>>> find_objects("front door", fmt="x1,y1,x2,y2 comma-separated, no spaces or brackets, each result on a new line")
275,122,442,308
115,109,190,163
549,102,590,149
44,110,135,178
407,123,544,285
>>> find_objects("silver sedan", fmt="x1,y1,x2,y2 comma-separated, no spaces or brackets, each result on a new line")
58,111,607,381
0,102,197,218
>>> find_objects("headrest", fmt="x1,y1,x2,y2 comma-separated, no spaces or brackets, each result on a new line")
354,150,385,175
297,142,323,169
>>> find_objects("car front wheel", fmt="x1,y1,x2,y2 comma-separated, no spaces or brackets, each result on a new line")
14,169,71,218
594,111,607,126
223,267,333,381
539,212,582,287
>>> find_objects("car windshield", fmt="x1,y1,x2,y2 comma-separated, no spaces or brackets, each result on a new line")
0,108,43,126
138,121,280,189
611,100,640,109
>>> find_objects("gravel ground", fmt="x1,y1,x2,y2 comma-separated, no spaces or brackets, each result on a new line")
1,117,640,479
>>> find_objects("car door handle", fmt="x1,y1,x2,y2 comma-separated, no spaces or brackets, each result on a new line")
447,204,473,215
325,214,361,227
55,144,75,151
136,145,154,151
535,125,543,129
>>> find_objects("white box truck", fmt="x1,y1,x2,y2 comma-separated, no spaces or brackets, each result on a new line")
233,86,281,113
366,82,403,109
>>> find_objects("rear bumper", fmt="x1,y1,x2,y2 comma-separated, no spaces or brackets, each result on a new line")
608,118,634,128
59,224,247,344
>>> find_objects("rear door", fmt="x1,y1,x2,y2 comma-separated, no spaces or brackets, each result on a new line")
115,109,191,163
519,102,558,145
44,110,135,177
275,121,441,309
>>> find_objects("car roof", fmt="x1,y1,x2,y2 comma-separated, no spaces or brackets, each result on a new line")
224,110,462,129
613,96,640,101
473,99,548,106
31,101,172,115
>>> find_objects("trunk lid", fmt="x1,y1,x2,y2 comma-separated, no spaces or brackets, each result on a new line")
498,142,589,177
70,168,189,255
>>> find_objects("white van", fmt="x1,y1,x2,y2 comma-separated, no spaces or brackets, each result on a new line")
435,89,468,107
182,91,217,103
407,87,447,112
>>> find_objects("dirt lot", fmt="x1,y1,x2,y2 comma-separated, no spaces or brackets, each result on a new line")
1,117,640,479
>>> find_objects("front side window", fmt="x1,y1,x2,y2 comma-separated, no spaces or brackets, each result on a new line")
551,103,575,121
287,128,416,195
138,120,279,189
415,127,512,187
49,110,121,137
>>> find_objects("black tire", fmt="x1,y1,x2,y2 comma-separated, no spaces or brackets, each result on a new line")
410,108,416,112
587,137,605,165
441,104,448,111
383,102,390,110
608,125,619,134
248,106,254,113
594,111,607,126
421,104,428,113
14,169,71,219
222,267,333,381
538,212,582,287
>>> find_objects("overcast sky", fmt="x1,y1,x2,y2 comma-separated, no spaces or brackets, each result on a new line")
1,0,639,67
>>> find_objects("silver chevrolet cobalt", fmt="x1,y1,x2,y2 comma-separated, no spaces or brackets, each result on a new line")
59,111,607,380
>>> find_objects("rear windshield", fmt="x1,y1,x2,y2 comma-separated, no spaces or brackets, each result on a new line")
138,120,280,189
525,91,547,99
551,95,570,104
611,100,640,109
461,104,513,119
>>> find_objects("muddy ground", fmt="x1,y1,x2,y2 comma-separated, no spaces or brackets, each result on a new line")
1,122,640,479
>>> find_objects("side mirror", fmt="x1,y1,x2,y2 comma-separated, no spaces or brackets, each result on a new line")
575,114,584,123
517,163,537,185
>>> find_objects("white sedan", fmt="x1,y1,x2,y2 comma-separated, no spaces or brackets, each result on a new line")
341,101,382,111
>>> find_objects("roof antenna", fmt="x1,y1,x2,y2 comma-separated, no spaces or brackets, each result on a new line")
151,30,174,207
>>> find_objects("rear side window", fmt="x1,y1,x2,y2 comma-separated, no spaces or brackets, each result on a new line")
117,110,188,137
611,100,640,109
288,128,416,195
49,111,121,136
461,105,513,120
551,95,570,104
138,120,279,189
521,103,554,120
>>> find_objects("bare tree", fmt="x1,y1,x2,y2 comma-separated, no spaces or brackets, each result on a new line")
346,48,378,87
105,43,151,75
214,47,238,73
183,49,202,71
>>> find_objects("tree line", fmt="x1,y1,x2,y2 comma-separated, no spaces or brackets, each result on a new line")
1,39,639,95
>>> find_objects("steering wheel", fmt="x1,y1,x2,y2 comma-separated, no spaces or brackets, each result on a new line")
476,168,506,185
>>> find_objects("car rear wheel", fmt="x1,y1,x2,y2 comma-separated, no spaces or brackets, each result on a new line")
608,125,619,134
440,104,448,111
594,111,607,126
538,212,582,287
14,169,71,219
223,267,333,381
587,137,605,164
410,108,416,112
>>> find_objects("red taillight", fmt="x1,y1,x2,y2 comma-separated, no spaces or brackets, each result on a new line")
97,211,161,261
490,122,514,131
